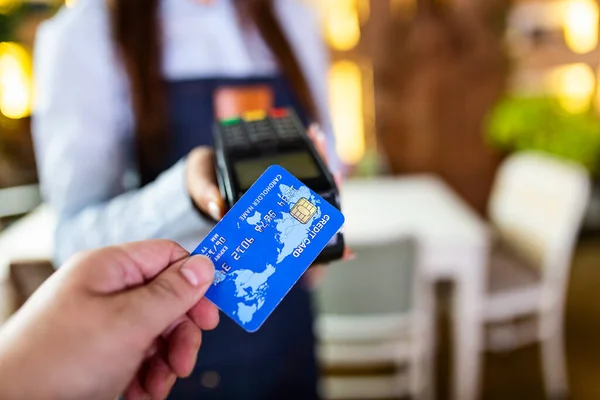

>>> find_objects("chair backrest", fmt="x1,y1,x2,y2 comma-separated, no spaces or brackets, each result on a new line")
0,205,56,280
314,236,425,341
488,151,591,293
0,185,42,220
316,237,417,315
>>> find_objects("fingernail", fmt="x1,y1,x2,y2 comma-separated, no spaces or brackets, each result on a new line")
312,124,325,141
167,372,177,387
145,342,158,358
308,123,325,141
344,248,357,261
180,256,214,287
208,201,221,221
316,130,325,142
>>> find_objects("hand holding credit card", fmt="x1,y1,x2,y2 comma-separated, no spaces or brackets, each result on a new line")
191,165,345,332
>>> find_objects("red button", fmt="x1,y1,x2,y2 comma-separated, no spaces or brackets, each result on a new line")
269,108,289,118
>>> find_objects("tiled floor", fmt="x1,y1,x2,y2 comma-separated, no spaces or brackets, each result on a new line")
435,238,600,400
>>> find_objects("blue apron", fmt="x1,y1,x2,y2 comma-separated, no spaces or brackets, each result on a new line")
163,76,319,400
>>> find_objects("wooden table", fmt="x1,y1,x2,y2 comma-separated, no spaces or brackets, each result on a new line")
341,174,490,400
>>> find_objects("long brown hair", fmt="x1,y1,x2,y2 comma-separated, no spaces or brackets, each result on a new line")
108,0,318,184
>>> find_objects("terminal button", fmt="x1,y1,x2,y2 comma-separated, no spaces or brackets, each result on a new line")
242,110,267,121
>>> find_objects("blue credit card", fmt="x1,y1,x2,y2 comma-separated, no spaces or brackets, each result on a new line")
190,165,345,332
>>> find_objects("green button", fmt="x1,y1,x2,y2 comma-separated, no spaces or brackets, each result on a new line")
222,117,241,126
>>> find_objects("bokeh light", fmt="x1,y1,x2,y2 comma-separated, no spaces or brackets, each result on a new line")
322,0,362,51
564,0,599,54
0,0,14,15
329,60,365,165
547,63,596,114
0,42,32,120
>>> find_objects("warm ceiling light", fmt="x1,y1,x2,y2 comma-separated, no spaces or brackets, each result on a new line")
324,0,361,51
564,0,599,54
548,63,596,113
0,42,32,120
329,60,365,165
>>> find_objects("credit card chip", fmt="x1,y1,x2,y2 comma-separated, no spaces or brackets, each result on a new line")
291,198,317,224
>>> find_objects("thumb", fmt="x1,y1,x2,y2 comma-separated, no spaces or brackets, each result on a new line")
308,123,328,165
129,255,215,336
186,147,225,221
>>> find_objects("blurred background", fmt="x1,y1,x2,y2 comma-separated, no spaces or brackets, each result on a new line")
0,0,600,399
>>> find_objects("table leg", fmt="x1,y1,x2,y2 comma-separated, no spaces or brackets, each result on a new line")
452,256,485,400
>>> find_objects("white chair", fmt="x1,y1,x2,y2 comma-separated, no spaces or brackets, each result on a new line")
0,184,42,222
314,236,434,400
0,204,55,324
481,151,591,399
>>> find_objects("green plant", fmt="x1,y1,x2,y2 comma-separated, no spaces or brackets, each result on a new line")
486,96,600,174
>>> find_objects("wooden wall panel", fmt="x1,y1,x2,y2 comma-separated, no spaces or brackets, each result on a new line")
369,0,508,215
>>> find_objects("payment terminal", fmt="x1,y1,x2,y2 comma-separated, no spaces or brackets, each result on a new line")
213,108,345,264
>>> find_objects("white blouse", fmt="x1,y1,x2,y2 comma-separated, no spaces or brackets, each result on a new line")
31,0,337,265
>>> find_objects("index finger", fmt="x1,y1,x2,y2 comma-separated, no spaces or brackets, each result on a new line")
71,239,191,293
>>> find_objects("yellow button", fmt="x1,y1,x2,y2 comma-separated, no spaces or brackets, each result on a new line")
243,110,267,121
